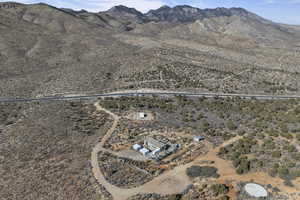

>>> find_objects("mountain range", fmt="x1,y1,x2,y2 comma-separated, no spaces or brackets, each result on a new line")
1,2,300,98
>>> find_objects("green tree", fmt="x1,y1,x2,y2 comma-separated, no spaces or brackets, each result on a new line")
271,151,282,158
226,120,237,130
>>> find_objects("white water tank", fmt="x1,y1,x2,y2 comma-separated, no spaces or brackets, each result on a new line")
244,183,268,198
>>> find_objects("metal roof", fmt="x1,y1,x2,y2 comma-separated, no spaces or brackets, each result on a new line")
133,144,142,150
139,148,150,154
145,137,166,149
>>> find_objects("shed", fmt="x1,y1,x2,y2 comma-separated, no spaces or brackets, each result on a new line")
194,136,205,142
139,148,150,156
132,144,142,151
139,112,147,119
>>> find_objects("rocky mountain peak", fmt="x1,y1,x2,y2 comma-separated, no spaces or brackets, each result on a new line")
108,5,143,16
145,5,255,23
155,5,171,11
146,5,201,22
173,5,200,12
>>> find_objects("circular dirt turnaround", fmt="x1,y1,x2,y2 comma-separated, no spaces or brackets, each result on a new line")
244,183,268,198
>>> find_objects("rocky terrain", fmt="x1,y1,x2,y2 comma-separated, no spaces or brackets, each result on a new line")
2,96,300,199
0,101,113,200
1,2,300,200
1,2,300,98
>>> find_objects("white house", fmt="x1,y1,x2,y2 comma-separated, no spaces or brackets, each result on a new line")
132,144,142,151
139,148,150,156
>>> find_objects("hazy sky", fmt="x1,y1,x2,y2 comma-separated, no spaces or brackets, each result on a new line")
1,0,300,25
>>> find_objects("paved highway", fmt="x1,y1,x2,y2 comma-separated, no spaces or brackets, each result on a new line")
1,90,300,103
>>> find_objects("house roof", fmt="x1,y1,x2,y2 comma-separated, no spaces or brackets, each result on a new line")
133,144,142,149
145,137,166,149
139,148,150,154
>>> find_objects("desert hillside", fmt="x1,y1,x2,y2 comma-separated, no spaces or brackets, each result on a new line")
1,2,300,98
2,2,300,200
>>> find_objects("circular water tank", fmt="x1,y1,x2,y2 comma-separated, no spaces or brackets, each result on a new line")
244,183,268,198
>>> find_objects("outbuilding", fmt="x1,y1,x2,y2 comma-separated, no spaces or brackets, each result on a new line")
139,148,150,156
194,136,205,142
139,112,147,119
132,144,142,151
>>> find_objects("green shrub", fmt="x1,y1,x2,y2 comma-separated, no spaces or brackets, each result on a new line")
279,123,289,133
268,168,277,177
236,167,244,174
290,170,300,178
226,120,237,130
286,161,296,168
271,151,282,158
210,184,229,196
280,132,293,140
283,145,297,152
200,120,210,132
237,130,246,136
218,196,230,200
291,153,300,161
232,158,241,168
284,179,294,187
167,194,182,200
278,167,290,179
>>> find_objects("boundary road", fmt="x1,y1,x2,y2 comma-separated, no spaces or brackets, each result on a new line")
1,89,300,103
